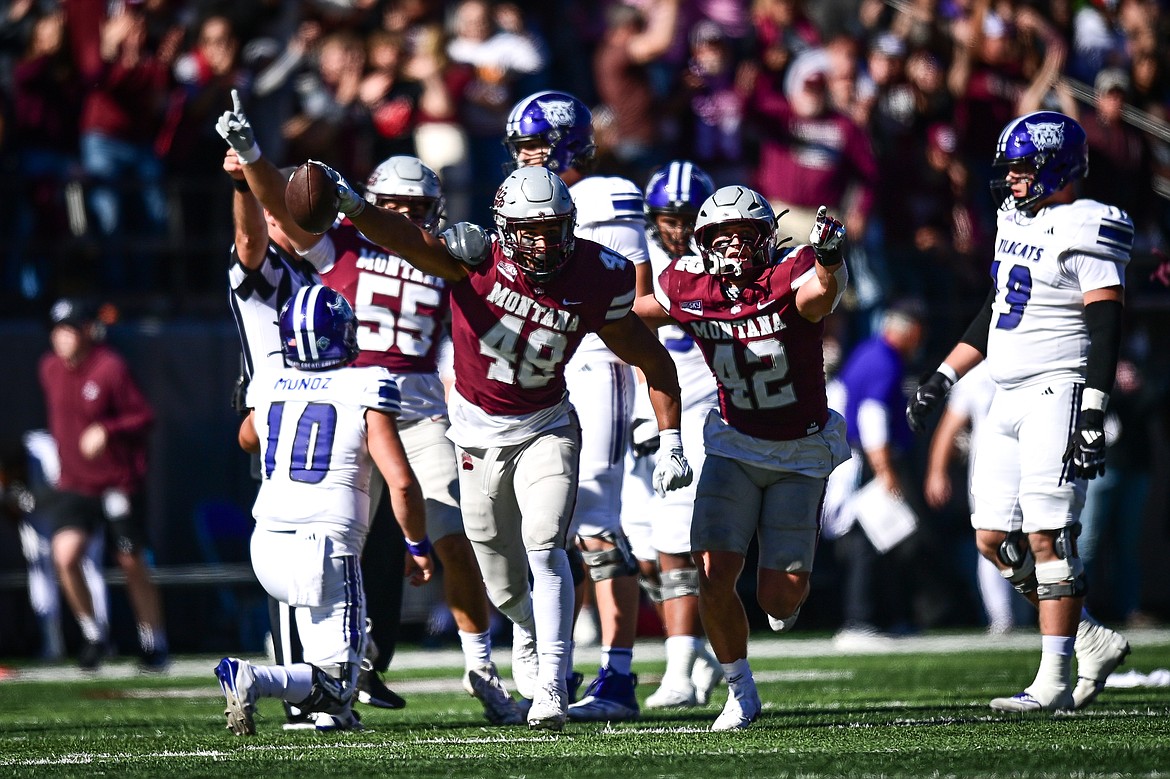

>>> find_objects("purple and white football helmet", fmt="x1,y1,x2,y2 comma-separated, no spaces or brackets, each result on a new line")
504,90,596,174
991,110,1088,212
644,160,716,258
279,285,359,371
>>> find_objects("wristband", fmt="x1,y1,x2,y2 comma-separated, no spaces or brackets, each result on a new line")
405,536,432,557
1081,388,1108,413
231,177,250,193
658,428,682,453
937,363,959,385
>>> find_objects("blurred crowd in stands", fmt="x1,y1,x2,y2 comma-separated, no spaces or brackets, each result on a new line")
2,0,1168,333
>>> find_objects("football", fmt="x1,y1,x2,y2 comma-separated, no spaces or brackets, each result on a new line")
285,161,340,234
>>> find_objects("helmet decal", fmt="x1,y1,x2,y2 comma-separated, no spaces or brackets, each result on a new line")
1024,120,1064,152
536,98,576,127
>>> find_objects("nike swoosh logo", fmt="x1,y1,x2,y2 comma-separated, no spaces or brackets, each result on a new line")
562,299,582,306
757,299,776,311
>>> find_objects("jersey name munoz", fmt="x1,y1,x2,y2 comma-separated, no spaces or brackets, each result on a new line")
569,176,648,363
247,366,402,552
229,243,319,377
447,236,635,444
302,220,451,375
647,237,718,409
656,245,829,441
985,199,1131,390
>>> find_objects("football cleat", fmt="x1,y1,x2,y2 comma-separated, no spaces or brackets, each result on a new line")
989,688,1074,712
214,657,258,736
511,632,539,701
567,668,639,722
1073,622,1131,709
139,648,170,673
692,652,724,705
78,639,109,671
711,685,762,731
467,664,525,725
645,679,698,709
357,662,406,709
527,680,568,731
312,709,364,732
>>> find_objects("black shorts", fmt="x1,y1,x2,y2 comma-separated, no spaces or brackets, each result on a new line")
44,490,148,555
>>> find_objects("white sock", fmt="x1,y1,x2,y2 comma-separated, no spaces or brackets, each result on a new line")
663,635,698,683
78,615,104,643
601,646,633,676
1029,635,1074,697
977,555,1015,629
458,629,492,671
721,658,754,694
527,547,574,686
252,661,315,703
138,623,167,654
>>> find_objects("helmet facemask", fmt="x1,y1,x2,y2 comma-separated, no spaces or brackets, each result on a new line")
497,212,576,282
695,219,773,278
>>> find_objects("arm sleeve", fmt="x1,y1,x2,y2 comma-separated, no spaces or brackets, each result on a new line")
1083,299,1123,396
959,286,996,356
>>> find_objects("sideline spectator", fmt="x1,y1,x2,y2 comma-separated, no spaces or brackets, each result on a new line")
38,297,167,670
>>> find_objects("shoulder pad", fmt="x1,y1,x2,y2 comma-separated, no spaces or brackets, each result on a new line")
1065,200,1133,264
571,176,644,226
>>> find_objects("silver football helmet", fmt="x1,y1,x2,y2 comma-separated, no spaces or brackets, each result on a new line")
365,155,446,234
693,186,778,278
491,167,576,281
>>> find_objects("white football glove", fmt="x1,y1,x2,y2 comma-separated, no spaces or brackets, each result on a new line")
808,205,845,263
652,429,693,497
311,159,366,219
441,222,490,266
215,88,261,164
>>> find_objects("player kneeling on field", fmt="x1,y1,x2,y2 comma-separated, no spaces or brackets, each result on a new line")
215,284,432,735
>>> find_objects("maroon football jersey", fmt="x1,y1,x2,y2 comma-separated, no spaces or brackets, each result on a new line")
658,246,829,441
319,220,450,373
451,237,636,416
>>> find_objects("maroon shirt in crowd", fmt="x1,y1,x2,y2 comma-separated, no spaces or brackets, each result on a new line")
39,344,154,497
746,80,877,218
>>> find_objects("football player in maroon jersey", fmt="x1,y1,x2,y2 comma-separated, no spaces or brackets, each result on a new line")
312,162,692,731
217,92,522,726
634,186,851,730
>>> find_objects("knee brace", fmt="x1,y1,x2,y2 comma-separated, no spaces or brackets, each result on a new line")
995,530,1037,595
294,662,356,714
1035,526,1086,600
658,567,699,601
638,574,663,604
580,531,638,582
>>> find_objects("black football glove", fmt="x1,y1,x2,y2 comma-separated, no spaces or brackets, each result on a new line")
1063,408,1106,479
906,371,954,433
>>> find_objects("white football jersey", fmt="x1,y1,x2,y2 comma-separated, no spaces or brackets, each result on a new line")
646,237,718,409
569,176,649,363
985,199,1131,390
247,365,402,552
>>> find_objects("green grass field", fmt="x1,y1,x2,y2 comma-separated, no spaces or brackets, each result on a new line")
2,630,1170,778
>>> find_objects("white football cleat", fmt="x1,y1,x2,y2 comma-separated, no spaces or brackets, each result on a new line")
989,688,1074,712
691,651,723,705
1073,621,1130,709
467,663,525,725
711,685,762,731
645,679,698,709
512,632,539,701
214,657,258,736
527,680,568,731
312,709,364,732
